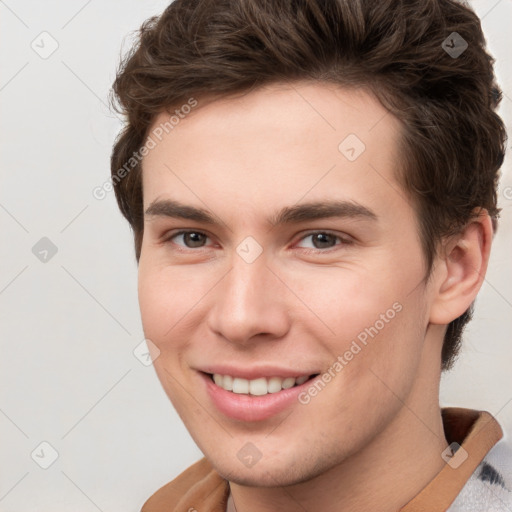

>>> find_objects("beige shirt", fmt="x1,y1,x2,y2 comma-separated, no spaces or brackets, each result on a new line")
141,407,503,512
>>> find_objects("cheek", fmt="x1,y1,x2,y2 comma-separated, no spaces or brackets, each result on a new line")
137,260,216,348
296,253,427,374
137,264,199,405
290,256,417,333
137,261,185,344
339,287,428,403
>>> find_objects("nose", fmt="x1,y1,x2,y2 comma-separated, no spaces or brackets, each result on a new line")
206,251,290,346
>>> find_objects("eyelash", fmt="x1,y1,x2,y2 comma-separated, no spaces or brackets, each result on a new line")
163,229,353,254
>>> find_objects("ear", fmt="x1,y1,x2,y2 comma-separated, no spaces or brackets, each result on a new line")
429,209,494,325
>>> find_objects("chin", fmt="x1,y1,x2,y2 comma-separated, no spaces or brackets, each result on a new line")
222,468,302,488
211,455,325,488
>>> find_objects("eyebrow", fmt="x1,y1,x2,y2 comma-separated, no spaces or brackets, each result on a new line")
144,198,377,227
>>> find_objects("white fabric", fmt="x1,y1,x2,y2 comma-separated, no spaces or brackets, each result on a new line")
448,437,512,511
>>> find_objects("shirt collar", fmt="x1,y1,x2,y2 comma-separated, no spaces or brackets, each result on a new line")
400,407,503,511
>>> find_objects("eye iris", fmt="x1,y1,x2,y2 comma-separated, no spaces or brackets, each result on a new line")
184,232,206,248
312,233,336,249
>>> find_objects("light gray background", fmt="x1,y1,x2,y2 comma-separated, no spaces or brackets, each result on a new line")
1,1,511,510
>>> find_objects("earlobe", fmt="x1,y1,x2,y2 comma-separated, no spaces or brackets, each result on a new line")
429,210,493,325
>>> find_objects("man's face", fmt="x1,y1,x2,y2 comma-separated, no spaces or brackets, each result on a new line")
138,82,440,486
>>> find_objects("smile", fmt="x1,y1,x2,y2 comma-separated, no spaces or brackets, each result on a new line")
200,371,322,421
210,373,319,395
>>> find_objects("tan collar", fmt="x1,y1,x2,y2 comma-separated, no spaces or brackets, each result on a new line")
141,407,503,512
401,407,503,511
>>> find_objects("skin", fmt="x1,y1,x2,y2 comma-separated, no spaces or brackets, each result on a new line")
138,81,493,512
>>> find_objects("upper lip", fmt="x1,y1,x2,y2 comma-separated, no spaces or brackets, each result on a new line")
197,365,319,380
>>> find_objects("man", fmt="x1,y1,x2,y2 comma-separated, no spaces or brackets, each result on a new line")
109,0,511,510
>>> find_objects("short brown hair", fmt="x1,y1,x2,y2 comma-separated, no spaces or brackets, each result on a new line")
109,0,506,371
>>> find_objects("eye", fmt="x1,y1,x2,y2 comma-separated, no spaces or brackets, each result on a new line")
163,229,352,252
165,230,211,249
295,231,352,251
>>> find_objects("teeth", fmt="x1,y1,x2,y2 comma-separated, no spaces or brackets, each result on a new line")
296,375,309,385
223,375,233,391
212,373,312,395
232,377,249,394
249,377,267,396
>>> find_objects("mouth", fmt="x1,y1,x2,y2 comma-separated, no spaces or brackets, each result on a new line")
199,370,322,421
204,371,321,396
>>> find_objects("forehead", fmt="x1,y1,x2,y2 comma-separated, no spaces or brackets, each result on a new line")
141,82,405,217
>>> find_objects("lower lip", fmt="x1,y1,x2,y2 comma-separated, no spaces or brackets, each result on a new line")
200,371,317,422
